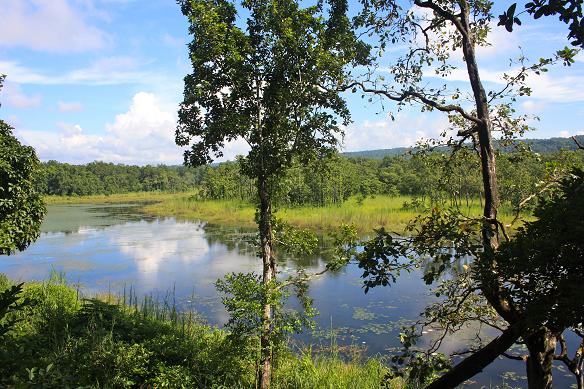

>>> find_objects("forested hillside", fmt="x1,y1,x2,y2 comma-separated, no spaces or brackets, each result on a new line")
342,135,584,159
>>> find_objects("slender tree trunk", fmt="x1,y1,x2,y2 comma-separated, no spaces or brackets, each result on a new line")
457,6,561,387
258,175,276,389
424,3,525,388
525,331,556,389
457,0,520,325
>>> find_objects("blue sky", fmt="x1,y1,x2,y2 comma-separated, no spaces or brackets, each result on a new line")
1,0,583,165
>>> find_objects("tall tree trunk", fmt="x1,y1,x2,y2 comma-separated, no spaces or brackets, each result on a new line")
458,0,519,325
525,331,556,389
258,176,276,389
424,3,532,387
458,5,560,387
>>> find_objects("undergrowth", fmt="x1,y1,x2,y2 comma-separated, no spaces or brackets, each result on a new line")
0,274,399,388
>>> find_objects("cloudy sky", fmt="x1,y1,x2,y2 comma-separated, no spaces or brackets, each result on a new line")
1,0,583,165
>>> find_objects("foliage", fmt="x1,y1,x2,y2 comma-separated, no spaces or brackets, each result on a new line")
349,0,584,386
0,280,29,339
494,168,584,331
0,78,46,255
0,275,392,388
498,1,584,48
37,160,204,196
39,147,584,214
177,0,369,385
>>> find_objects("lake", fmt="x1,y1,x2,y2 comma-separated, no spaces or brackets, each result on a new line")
0,203,575,387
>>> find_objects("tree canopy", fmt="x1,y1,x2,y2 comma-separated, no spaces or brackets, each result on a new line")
0,76,45,255
176,0,368,386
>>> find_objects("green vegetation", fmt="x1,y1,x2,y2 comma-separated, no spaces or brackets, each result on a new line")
36,143,584,214
42,147,584,234
0,76,46,255
143,194,520,235
0,274,399,388
44,191,185,205
38,161,204,196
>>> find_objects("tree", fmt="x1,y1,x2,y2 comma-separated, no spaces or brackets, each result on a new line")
0,75,46,337
495,168,584,388
350,1,581,387
175,1,368,387
0,76,45,255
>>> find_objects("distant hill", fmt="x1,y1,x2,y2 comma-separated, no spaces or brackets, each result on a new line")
341,147,410,159
341,135,584,160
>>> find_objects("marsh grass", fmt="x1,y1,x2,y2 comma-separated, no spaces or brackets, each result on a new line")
0,274,400,388
44,191,188,205
47,191,526,234
142,194,524,235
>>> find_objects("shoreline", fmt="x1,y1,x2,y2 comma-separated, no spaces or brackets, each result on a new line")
45,192,524,235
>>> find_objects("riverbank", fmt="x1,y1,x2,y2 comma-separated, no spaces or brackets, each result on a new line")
46,192,521,234
0,275,401,388
44,191,183,205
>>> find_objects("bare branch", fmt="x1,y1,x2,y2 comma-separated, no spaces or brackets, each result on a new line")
342,81,482,124
414,1,467,40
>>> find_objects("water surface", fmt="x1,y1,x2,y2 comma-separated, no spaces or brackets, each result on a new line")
2,204,574,387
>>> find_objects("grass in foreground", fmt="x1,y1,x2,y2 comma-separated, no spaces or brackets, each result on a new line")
0,274,400,388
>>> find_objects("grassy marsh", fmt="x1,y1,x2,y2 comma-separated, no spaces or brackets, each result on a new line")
47,192,524,235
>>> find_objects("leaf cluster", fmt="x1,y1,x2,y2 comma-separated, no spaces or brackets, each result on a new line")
499,1,584,48
0,78,46,255
493,168,584,331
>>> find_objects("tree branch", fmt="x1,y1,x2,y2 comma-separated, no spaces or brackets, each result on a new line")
425,320,524,389
573,136,584,150
343,81,482,124
414,1,467,40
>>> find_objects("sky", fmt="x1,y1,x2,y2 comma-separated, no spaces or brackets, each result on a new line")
1,0,583,165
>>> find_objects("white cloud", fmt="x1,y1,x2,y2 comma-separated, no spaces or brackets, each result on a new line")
58,101,83,112
0,0,110,53
521,100,547,113
15,91,247,165
16,92,180,164
559,129,584,138
0,57,158,86
342,112,450,152
0,82,42,108
526,73,584,103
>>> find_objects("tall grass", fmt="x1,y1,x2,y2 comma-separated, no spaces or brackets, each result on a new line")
144,194,523,235
44,191,189,205
47,191,526,234
0,274,401,388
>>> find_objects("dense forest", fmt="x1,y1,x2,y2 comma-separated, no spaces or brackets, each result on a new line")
39,142,584,214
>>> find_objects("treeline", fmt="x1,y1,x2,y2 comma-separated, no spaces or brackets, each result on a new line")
37,161,205,196
39,149,584,211
202,149,584,210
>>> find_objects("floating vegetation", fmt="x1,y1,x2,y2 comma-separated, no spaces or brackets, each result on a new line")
352,307,376,321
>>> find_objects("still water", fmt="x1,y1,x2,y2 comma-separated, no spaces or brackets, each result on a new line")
0,204,574,387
